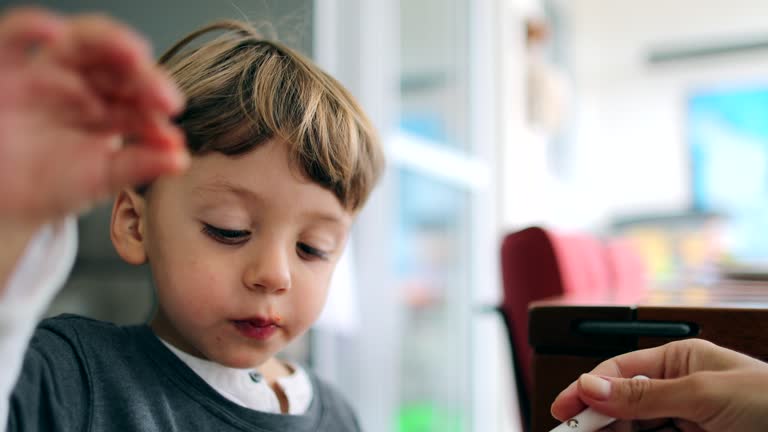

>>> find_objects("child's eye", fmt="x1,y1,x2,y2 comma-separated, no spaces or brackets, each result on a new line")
202,223,251,245
297,242,329,261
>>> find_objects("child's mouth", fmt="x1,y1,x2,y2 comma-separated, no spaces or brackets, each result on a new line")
231,318,279,341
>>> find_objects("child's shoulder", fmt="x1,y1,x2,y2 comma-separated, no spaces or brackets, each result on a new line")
32,313,132,355
37,313,123,336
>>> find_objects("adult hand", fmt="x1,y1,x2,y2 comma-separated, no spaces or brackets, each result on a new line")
0,7,187,228
551,339,768,431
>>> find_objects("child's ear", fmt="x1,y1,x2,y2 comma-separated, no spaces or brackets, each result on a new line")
110,188,148,265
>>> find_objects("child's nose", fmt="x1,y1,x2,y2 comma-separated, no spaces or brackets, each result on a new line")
241,244,292,293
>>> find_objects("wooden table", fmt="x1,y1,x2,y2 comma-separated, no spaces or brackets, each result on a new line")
528,284,768,432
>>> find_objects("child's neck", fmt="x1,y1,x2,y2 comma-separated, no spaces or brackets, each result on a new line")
258,357,293,413
258,356,294,384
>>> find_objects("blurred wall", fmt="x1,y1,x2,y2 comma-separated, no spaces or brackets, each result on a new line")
0,1,313,54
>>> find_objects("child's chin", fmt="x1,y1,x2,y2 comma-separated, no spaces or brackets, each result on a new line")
212,350,271,369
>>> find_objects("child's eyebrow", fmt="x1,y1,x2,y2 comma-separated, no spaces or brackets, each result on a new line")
193,180,349,225
193,180,263,203
302,211,348,226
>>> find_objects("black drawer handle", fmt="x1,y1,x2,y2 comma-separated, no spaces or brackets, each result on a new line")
576,321,695,337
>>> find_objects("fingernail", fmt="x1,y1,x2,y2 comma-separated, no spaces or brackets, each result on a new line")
579,374,611,400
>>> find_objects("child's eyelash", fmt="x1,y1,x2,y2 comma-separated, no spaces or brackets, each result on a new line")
297,243,329,260
201,224,329,258
201,223,251,245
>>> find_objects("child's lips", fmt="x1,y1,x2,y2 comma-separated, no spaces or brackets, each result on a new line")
231,318,280,341
233,317,279,327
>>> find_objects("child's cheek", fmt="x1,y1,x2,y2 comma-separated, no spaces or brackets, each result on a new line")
168,257,232,313
293,281,331,329
188,264,227,296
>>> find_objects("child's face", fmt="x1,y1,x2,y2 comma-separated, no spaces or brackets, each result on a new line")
140,140,352,368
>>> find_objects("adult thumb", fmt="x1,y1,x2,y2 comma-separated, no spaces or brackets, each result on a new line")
107,146,189,194
577,373,712,423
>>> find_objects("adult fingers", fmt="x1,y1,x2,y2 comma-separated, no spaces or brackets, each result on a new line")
551,381,585,422
51,14,183,114
551,347,668,421
0,7,65,64
78,58,184,117
106,112,185,151
550,340,750,422
576,373,717,423
106,145,189,194
22,62,105,121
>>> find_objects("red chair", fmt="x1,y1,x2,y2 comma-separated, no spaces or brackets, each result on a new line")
604,238,647,303
499,226,646,430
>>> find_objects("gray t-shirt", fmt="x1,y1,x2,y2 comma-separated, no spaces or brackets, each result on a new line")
8,314,361,432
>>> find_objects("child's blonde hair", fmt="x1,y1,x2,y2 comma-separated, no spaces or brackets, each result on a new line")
158,20,384,211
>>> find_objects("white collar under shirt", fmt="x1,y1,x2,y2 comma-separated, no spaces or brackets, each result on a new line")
159,339,313,415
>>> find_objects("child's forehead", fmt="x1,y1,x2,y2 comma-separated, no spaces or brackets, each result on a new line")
183,171,353,226
187,159,320,200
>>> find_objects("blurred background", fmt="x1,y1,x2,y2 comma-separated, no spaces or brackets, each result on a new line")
5,0,768,430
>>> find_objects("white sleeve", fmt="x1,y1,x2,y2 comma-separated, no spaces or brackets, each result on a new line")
0,218,78,430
